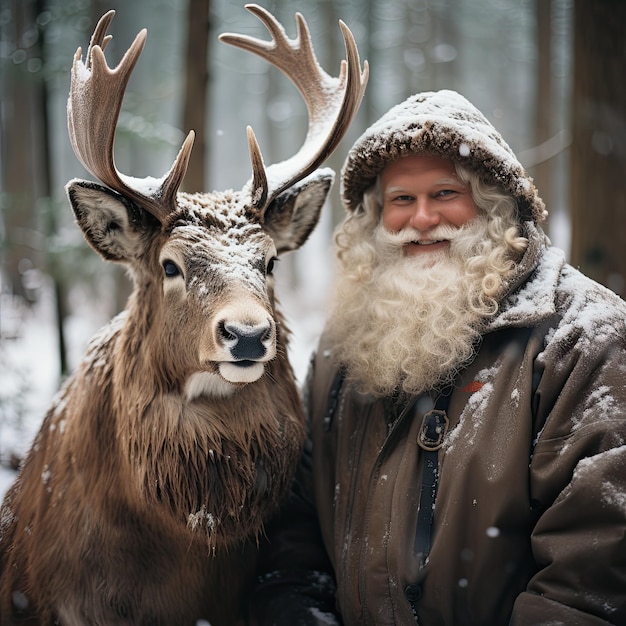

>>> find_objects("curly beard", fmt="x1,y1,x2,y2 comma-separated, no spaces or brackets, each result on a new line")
326,216,507,397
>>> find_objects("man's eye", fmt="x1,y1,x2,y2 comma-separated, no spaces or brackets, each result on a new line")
163,260,182,278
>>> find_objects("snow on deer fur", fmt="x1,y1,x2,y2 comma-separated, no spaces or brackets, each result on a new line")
0,6,367,625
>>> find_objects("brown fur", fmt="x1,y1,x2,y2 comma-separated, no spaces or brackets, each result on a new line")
0,180,332,625
0,333,302,624
0,6,367,621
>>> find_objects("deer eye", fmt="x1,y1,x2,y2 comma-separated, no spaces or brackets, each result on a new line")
163,260,182,278
266,256,279,276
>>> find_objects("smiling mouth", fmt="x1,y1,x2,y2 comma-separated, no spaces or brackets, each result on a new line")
403,239,451,257
415,239,446,245
408,238,451,248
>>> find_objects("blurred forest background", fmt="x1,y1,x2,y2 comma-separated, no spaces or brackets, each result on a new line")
0,0,625,467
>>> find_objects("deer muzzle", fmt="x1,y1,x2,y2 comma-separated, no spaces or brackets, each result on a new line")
201,305,276,385
218,320,274,362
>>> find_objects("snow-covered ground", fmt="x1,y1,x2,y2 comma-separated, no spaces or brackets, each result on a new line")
0,286,62,497
0,279,107,498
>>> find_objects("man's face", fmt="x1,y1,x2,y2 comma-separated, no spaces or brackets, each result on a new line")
381,154,479,257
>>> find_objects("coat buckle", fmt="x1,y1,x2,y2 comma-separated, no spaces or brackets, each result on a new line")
417,409,449,451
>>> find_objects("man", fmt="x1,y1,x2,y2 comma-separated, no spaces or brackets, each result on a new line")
249,90,626,625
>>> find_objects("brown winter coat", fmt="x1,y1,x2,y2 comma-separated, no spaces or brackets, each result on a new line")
251,225,626,625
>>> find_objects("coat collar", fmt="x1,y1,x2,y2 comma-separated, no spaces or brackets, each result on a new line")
487,243,564,332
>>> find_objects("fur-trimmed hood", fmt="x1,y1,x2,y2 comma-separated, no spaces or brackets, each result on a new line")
340,90,547,224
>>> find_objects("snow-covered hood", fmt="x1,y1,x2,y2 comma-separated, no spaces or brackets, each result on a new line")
488,220,548,314
340,89,547,224
488,243,564,332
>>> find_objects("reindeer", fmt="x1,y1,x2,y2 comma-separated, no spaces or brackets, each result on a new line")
0,6,367,625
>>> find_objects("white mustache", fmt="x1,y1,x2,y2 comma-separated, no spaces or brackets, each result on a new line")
377,225,463,247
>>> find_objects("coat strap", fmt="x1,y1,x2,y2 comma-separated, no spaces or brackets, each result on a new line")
413,387,452,566
406,387,452,623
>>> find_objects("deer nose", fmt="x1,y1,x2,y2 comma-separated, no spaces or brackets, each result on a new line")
218,321,273,361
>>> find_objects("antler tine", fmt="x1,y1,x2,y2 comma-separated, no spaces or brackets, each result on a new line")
219,4,369,214
85,9,114,63
68,11,194,224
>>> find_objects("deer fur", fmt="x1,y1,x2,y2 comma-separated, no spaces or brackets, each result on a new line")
0,175,334,625
0,6,368,621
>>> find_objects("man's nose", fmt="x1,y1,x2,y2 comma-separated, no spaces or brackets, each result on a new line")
408,198,441,231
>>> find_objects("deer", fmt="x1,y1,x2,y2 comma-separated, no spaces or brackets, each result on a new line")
0,5,367,625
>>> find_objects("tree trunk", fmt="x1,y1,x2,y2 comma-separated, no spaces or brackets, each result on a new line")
569,0,626,297
182,0,211,192
1,0,44,303
530,0,555,218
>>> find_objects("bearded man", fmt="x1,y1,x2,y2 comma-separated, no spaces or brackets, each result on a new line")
248,90,626,625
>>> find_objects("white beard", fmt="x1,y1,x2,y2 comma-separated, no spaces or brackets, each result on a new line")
326,217,501,397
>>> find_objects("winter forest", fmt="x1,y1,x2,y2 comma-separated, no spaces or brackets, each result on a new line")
0,0,625,494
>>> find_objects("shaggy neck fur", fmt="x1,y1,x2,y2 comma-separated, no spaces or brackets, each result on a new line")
102,290,303,548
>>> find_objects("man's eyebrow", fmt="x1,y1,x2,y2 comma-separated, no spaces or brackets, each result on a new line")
383,185,409,196
384,178,466,194
433,177,465,186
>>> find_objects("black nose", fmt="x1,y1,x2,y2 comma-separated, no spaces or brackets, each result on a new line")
219,321,271,361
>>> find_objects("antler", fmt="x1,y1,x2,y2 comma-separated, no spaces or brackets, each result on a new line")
68,10,195,223
219,4,369,214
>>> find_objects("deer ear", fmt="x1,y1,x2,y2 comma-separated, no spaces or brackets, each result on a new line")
263,168,335,254
66,179,159,262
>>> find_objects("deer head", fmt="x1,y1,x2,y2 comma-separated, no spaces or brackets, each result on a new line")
65,6,368,398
